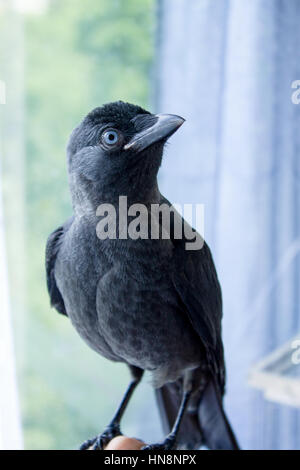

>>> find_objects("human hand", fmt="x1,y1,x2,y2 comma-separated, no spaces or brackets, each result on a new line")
104,435,145,450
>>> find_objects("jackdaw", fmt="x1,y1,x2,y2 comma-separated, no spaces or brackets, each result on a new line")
46,101,239,450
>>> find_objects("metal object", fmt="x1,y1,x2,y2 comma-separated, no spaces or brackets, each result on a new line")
249,335,300,408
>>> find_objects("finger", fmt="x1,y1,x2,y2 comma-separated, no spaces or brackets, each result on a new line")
104,436,145,450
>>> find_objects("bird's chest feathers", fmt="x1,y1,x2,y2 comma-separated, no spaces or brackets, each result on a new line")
95,259,176,368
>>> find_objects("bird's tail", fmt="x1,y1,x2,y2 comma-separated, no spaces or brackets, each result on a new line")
155,378,239,450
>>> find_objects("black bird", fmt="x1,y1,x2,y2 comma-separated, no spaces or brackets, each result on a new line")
46,101,239,450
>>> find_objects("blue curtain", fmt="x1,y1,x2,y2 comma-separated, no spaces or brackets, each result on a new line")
156,0,300,449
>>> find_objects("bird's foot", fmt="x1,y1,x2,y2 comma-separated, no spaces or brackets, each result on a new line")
141,434,176,451
79,424,122,450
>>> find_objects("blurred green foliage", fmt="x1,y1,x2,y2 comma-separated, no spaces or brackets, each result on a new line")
22,0,155,449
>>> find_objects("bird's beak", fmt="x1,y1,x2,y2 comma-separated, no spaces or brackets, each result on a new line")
124,114,185,152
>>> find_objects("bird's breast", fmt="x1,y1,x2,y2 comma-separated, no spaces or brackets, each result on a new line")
95,250,201,376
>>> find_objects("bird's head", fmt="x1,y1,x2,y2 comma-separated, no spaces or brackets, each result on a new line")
67,101,184,211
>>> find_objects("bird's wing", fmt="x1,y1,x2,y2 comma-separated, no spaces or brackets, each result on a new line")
155,199,240,449
160,196,225,392
172,240,225,392
45,217,74,316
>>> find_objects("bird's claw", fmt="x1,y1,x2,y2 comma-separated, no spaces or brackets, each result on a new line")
79,437,97,450
141,435,176,451
79,424,122,450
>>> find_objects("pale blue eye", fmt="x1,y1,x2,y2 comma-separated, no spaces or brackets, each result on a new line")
102,130,119,145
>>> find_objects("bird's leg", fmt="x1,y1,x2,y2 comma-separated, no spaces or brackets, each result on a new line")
142,390,192,450
80,366,143,450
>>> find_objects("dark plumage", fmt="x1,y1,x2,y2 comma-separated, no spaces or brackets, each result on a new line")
46,101,239,450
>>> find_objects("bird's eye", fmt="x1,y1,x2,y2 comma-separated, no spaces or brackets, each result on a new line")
101,129,119,147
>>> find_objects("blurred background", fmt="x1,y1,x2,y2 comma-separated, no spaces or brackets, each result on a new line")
0,0,300,450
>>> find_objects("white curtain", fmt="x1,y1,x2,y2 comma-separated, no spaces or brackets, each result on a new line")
0,171,23,450
0,3,24,449
157,0,300,449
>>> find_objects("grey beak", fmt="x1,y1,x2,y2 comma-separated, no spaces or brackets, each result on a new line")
124,113,185,152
